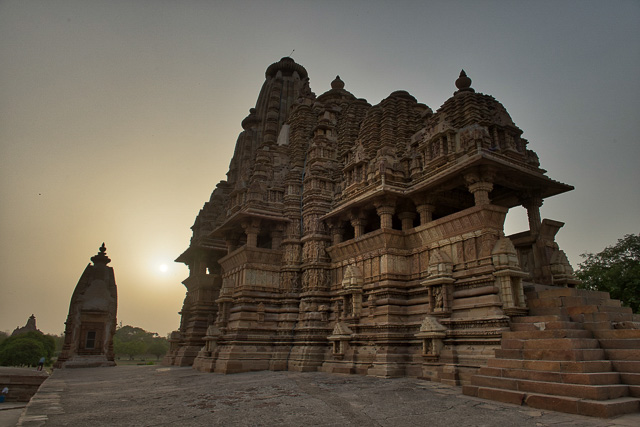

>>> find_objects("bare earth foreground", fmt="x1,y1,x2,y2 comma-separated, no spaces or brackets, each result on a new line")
14,366,640,427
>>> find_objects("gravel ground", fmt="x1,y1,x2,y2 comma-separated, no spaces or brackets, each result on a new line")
16,366,640,427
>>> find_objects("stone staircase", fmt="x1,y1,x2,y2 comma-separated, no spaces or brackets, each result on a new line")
463,285,640,418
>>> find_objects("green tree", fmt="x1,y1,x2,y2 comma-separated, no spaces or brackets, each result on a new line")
114,339,147,360
147,337,169,360
0,331,8,345
0,338,44,367
113,325,168,361
0,331,54,367
577,234,640,313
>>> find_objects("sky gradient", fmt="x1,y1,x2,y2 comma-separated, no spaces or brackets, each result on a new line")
1,0,639,336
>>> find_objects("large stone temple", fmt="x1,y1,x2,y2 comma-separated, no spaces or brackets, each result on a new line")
55,244,118,368
165,58,639,417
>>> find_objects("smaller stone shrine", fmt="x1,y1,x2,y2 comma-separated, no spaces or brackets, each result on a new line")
55,244,117,368
11,314,41,336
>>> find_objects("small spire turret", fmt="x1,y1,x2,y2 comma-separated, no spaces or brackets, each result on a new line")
331,75,345,90
91,243,111,265
455,69,474,94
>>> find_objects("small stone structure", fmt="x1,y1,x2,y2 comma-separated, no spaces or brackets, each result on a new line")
11,314,41,336
164,58,639,417
0,367,48,402
55,244,117,368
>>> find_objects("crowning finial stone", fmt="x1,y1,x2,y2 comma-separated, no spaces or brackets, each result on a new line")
455,69,474,93
331,75,345,90
91,242,111,265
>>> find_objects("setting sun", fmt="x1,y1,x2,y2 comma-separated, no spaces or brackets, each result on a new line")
159,264,169,273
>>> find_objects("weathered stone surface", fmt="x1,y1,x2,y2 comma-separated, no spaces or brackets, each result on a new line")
19,366,640,426
162,58,639,418
54,244,117,369
464,285,640,417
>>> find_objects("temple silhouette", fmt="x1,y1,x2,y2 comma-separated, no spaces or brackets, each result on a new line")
164,58,639,417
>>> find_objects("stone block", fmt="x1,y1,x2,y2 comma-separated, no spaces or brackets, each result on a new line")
471,375,518,390
461,384,478,397
524,393,579,414
522,360,561,372
576,397,640,418
558,360,613,373
620,372,640,385
487,358,523,369
560,372,620,385
598,339,640,349
477,387,525,405
593,329,640,340
522,338,599,350
612,360,640,373
605,349,640,361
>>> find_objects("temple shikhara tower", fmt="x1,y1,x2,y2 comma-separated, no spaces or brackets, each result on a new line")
56,244,117,368
165,58,639,417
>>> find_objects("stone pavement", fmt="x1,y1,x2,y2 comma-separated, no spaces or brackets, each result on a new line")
15,366,640,426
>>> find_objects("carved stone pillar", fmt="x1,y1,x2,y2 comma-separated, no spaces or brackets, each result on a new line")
398,212,416,231
242,219,261,247
350,213,366,238
329,221,344,245
468,181,494,205
522,195,543,235
271,225,284,250
416,203,435,225
375,202,395,229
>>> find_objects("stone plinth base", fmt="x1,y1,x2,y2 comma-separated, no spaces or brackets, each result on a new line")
55,356,115,369
0,367,49,402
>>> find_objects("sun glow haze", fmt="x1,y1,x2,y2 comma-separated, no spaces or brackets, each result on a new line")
0,1,638,336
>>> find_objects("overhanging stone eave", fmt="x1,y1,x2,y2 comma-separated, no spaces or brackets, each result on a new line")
175,239,227,264
209,208,291,239
406,152,573,206
321,184,405,222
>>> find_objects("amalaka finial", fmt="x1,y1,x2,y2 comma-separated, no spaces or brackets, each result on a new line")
91,242,111,265
331,75,345,90
455,69,474,93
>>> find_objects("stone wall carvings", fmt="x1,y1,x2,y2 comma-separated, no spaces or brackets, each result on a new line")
171,58,578,385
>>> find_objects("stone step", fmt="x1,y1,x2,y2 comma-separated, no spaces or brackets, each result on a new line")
510,315,568,324
501,338,600,350
573,312,635,324
471,375,629,400
525,393,640,418
593,329,640,340
605,349,640,361
526,288,611,300
529,305,633,318
612,360,640,373
597,339,640,349
495,348,606,361
621,373,640,385
463,385,640,418
527,296,621,310
502,329,592,340
487,358,613,373
509,321,583,332
478,367,621,385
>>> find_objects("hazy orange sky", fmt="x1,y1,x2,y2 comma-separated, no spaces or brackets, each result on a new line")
1,1,639,336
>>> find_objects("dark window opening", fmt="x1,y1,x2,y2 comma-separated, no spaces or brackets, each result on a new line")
86,331,96,349
343,223,355,241
392,214,402,230
363,211,380,234
257,233,272,249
